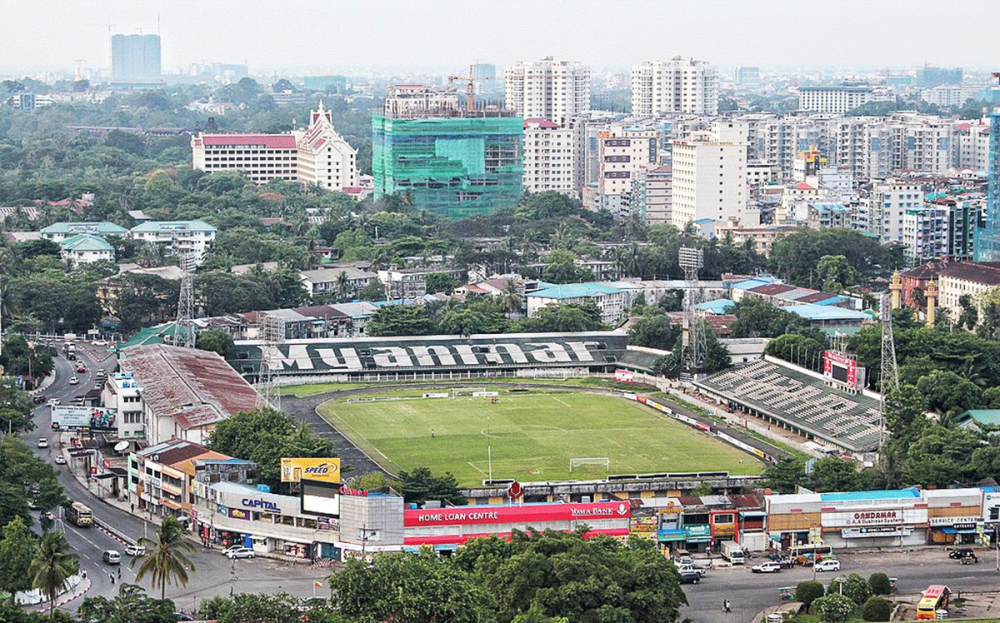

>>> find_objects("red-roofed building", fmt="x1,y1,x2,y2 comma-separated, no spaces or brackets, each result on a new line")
192,102,357,192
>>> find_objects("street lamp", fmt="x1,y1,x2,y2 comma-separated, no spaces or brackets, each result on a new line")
835,576,847,595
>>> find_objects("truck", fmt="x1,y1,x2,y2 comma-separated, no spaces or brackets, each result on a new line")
720,541,745,565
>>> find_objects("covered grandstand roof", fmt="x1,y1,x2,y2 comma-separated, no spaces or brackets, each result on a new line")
695,358,882,452
784,304,869,322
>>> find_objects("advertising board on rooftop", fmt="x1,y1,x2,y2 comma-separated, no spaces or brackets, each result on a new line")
280,457,341,484
52,406,117,431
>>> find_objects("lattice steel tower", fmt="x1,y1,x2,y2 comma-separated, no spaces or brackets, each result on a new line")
878,292,900,448
175,271,196,349
257,313,286,411
679,246,706,378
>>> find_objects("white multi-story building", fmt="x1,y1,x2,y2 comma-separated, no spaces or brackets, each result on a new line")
522,118,583,196
597,125,659,214
59,234,115,267
631,58,719,117
192,103,358,191
902,206,948,264
129,220,218,268
862,179,923,243
889,113,952,175
955,119,990,172
101,372,146,441
831,116,893,182
797,86,873,114
670,121,748,228
638,165,673,225
504,57,590,127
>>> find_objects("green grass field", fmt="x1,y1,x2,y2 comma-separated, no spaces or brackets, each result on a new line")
318,390,764,486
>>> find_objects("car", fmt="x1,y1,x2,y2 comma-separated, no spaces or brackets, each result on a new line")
814,559,842,572
752,562,783,574
43,511,56,521
68,376,79,385
47,398,60,406
677,556,694,567
221,545,245,557
66,353,76,361
76,365,86,373
97,368,106,375
54,455,66,465
102,550,122,565
37,438,49,449
33,395,46,405
92,340,108,346
949,548,974,559
677,564,706,577
225,547,255,560
679,571,701,584
125,544,147,557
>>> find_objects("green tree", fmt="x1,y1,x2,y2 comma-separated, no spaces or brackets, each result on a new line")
398,467,466,506
438,307,507,337
199,592,320,623
367,305,435,337
867,573,892,596
77,583,177,623
760,457,806,494
132,516,196,601
904,425,982,487
770,228,892,287
628,313,681,351
815,254,858,292
812,593,856,623
209,407,334,491
426,272,459,295
831,573,872,605
519,301,606,333
195,329,235,358
357,277,387,302
0,516,38,602
0,374,35,433
958,294,979,330
0,435,63,527
861,596,892,622
810,457,863,492
764,334,825,370
795,580,826,608
29,531,79,620
915,370,981,418
542,250,593,284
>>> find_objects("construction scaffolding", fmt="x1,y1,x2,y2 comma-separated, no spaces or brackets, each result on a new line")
372,115,524,219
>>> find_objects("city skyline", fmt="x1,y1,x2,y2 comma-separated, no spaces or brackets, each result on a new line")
1,0,998,77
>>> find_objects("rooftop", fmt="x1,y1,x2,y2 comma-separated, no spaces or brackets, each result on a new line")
41,221,128,235
60,233,115,252
137,438,214,466
527,283,622,299
937,262,1000,286
121,344,259,430
197,133,297,150
784,304,869,322
819,488,920,502
131,220,218,233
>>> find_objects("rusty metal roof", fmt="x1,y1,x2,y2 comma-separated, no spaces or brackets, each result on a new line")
122,344,259,431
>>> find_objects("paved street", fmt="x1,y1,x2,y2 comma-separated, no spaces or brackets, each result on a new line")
21,343,331,615
681,548,1000,623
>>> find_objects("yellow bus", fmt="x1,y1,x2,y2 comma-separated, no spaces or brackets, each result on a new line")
65,502,93,527
916,585,950,620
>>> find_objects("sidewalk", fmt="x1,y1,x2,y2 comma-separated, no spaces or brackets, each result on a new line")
23,575,90,612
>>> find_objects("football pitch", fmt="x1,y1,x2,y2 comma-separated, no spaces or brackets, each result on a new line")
317,390,764,486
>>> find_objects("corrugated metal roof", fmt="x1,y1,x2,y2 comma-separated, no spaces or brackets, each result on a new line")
819,488,920,502
526,283,622,299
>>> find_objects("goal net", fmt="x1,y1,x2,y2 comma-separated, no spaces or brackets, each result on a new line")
569,457,611,472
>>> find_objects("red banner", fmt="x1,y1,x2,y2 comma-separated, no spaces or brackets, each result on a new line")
404,501,630,527
404,528,631,547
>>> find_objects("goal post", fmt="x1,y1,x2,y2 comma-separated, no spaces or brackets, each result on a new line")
569,457,611,472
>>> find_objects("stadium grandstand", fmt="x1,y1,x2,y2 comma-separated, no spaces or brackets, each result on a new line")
694,358,882,453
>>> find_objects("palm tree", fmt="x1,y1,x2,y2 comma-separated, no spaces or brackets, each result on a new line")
132,516,196,601
30,531,79,620
498,279,523,319
335,271,352,302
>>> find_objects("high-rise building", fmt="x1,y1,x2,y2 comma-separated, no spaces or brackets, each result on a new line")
303,75,348,93
975,112,1000,262
631,58,719,117
111,34,161,84
191,103,358,191
797,85,873,114
373,85,523,219
918,66,963,89
504,57,590,127
861,179,922,244
670,121,748,228
522,118,583,197
735,67,761,89
596,125,659,215
888,113,952,175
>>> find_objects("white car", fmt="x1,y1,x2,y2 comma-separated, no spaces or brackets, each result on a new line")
221,545,244,557
225,547,255,560
37,438,49,449
47,398,60,407
54,455,66,465
752,561,783,574
92,340,108,346
814,559,842,572
125,544,147,557
68,376,79,385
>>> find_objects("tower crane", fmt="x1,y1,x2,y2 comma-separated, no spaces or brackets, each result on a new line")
448,65,483,112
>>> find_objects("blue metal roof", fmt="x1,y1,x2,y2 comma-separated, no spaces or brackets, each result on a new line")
696,298,736,314
730,277,779,291
527,283,622,299
820,488,920,502
784,303,869,321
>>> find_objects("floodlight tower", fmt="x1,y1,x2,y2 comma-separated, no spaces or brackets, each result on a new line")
175,270,196,349
679,246,706,378
257,313,286,411
878,292,900,449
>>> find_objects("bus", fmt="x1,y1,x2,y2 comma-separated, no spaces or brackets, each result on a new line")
916,585,950,620
65,502,93,527
788,543,834,565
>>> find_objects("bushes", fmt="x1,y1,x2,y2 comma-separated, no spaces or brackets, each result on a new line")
862,596,893,622
796,581,825,608
868,572,892,596
812,593,855,623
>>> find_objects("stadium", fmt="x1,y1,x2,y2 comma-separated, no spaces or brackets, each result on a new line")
228,331,778,495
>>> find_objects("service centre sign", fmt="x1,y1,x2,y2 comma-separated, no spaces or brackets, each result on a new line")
822,508,927,528
404,501,630,527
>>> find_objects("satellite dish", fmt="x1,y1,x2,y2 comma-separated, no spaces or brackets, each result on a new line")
113,441,129,453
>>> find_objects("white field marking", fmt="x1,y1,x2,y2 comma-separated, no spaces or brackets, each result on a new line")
467,461,486,474
553,397,571,408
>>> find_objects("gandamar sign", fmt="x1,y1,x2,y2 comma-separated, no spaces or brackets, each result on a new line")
229,332,627,376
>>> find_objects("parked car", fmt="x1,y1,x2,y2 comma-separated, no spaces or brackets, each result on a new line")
221,545,245,557
54,455,66,465
814,559,842,572
225,547,255,560
37,438,48,448
102,550,121,565
679,571,701,584
677,564,706,577
125,544,147,557
752,561,783,574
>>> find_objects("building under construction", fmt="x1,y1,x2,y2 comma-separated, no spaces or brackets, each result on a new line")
372,84,523,220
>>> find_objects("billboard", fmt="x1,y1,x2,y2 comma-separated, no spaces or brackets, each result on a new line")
280,458,341,484
404,501,631,528
821,508,927,528
51,406,117,431
823,350,859,388
614,369,634,383
300,480,340,517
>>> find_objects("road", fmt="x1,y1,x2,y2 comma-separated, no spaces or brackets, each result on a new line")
21,342,329,614
681,548,1000,623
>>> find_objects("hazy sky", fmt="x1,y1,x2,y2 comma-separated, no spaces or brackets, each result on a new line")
1,0,998,76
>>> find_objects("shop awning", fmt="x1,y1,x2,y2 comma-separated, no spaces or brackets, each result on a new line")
160,499,182,510
739,511,767,518
940,528,957,534
658,529,687,541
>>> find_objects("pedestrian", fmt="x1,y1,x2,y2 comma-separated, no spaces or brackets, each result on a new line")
724,599,732,613
431,429,435,438
110,573,115,585
117,567,121,580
